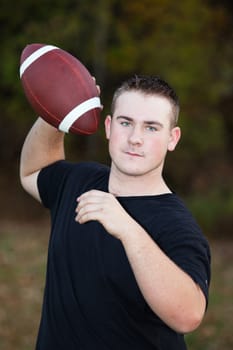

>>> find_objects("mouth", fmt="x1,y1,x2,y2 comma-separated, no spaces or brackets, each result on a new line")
125,151,144,158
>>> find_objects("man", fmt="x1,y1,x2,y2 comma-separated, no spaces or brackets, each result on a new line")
20,75,211,349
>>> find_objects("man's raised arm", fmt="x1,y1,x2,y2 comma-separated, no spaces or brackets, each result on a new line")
20,117,65,201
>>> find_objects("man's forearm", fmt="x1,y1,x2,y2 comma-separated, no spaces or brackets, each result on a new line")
121,225,206,334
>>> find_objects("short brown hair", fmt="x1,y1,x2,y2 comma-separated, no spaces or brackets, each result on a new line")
111,75,180,127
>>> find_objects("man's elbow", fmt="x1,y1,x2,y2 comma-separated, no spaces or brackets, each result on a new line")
166,290,207,334
174,307,205,334
173,286,207,334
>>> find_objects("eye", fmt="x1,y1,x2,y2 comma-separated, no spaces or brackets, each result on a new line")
146,125,157,132
120,121,131,127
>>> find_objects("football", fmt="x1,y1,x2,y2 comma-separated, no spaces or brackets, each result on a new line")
19,43,102,135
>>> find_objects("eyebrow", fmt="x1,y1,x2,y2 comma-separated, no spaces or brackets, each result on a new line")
116,115,164,128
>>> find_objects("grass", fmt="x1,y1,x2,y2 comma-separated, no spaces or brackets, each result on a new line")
0,222,49,350
0,222,233,349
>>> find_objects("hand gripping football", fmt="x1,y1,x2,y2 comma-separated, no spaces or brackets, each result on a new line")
20,43,102,135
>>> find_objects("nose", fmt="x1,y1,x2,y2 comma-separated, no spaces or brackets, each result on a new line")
128,126,143,145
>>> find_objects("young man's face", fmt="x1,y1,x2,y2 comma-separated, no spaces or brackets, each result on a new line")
105,91,181,178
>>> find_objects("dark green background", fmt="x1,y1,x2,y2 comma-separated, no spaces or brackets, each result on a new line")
1,0,232,236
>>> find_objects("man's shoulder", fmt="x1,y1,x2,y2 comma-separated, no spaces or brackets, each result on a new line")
69,161,110,180
77,161,110,173
38,160,110,208
40,160,109,176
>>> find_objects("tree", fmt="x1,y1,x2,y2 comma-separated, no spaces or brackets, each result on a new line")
1,0,232,190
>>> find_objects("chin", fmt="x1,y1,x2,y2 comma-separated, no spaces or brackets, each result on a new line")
116,164,149,177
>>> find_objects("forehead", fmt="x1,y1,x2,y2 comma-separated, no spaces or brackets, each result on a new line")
113,91,173,122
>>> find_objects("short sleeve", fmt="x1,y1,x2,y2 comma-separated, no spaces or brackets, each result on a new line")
158,217,211,306
38,160,110,210
37,160,74,208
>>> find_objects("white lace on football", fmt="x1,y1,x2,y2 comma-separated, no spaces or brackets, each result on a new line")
58,97,101,133
20,45,59,77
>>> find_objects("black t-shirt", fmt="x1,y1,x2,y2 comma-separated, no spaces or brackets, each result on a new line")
36,161,211,350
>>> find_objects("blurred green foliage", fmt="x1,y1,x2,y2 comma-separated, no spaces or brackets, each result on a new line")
1,0,232,235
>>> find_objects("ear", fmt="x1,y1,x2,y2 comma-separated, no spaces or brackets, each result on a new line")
168,127,181,151
104,115,112,140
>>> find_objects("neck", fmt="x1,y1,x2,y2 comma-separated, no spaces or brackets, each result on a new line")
108,164,171,197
